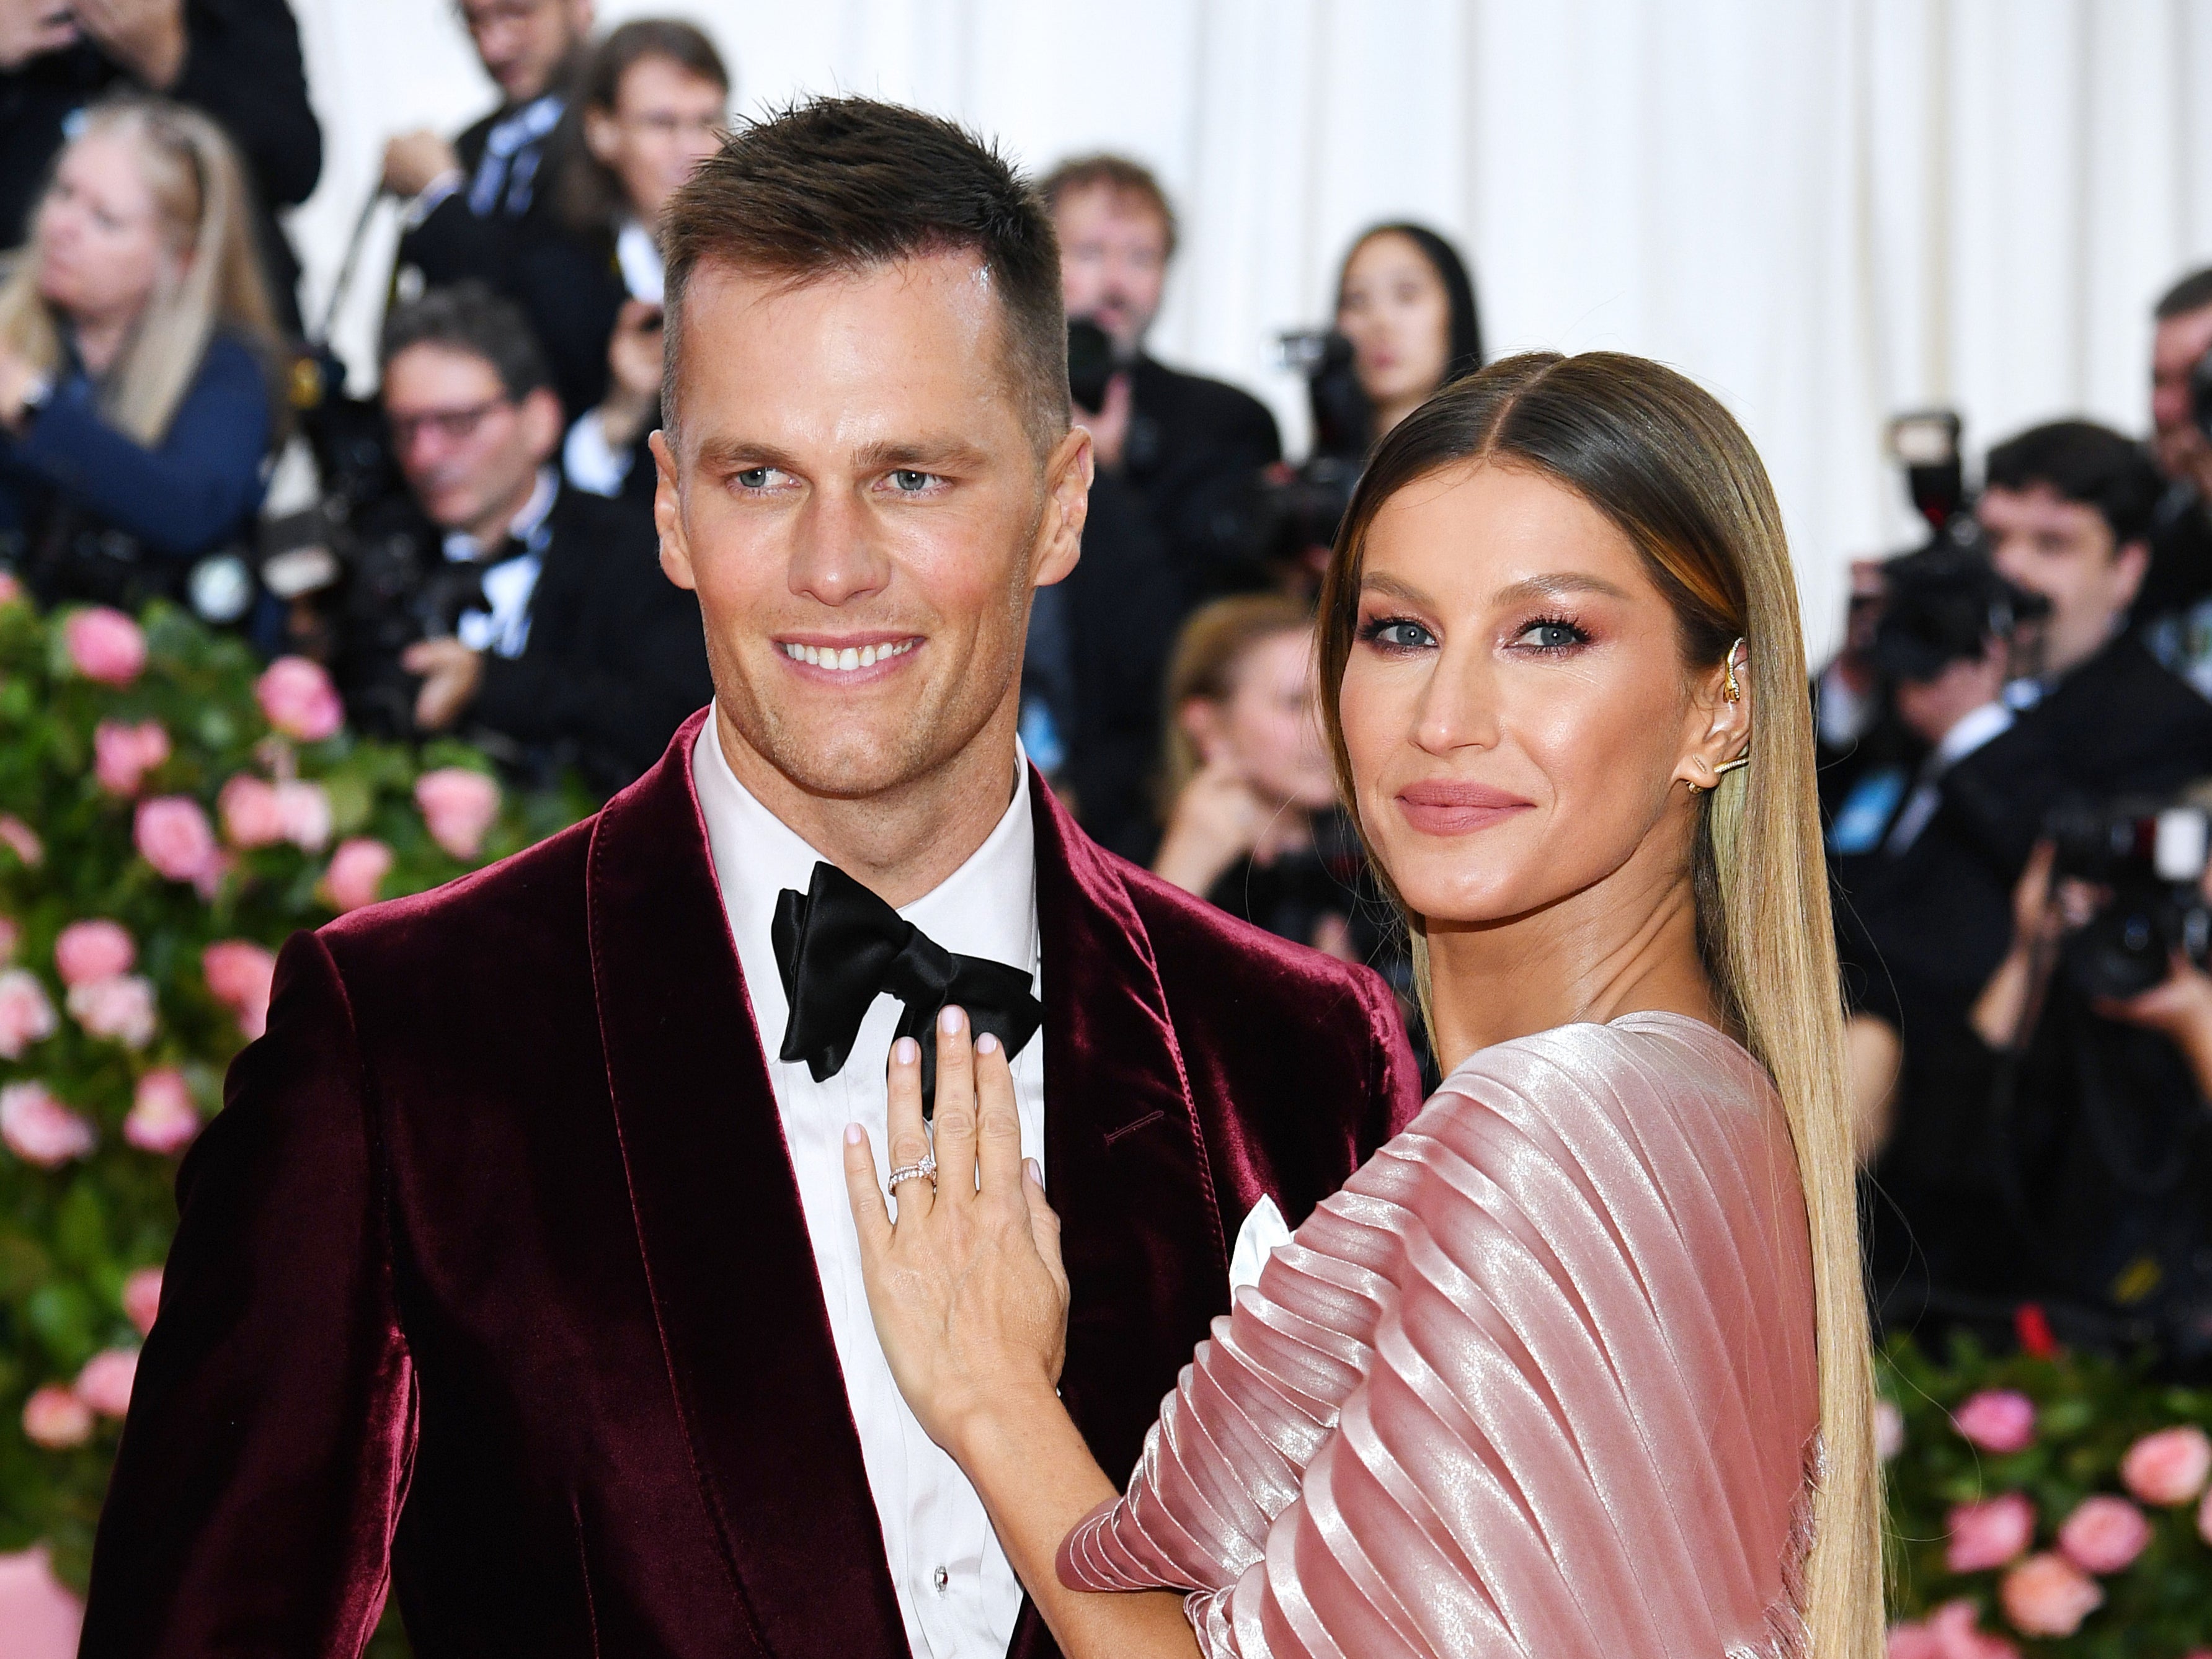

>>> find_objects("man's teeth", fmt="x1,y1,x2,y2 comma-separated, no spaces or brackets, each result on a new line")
780,639,917,672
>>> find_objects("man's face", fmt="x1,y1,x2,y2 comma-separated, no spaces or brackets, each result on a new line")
384,344,559,539
1053,184,1168,357
584,54,726,226
2151,305,2212,488
1979,482,2147,678
655,254,1089,804
460,0,591,104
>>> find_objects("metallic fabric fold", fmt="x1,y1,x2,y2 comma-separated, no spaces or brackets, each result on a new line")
1057,1012,1819,1658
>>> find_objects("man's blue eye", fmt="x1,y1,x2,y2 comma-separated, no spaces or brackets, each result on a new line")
891,470,933,492
735,468,771,489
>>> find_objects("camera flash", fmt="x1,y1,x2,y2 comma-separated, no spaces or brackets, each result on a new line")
2154,807,2208,883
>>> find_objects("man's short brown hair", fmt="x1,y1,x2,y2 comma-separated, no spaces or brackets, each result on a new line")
660,96,1068,456
1039,153,1178,259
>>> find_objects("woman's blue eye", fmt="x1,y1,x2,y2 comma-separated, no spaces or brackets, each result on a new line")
1516,620,1587,651
1362,618,1434,650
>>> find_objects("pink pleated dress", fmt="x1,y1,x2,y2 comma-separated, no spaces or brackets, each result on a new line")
1057,1012,1820,1658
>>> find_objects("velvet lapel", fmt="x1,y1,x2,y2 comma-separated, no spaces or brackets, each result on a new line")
1030,775,1228,1492
588,713,905,1658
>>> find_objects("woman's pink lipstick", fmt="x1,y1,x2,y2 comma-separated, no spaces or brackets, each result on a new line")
1395,780,1534,836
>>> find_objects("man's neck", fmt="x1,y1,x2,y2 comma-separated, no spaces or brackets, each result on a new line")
711,703,1025,911
458,468,548,550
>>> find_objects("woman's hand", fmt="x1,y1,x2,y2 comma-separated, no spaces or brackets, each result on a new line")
842,1007,1068,1461
1152,757,1266,896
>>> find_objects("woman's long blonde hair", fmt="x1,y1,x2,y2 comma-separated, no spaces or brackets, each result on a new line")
1157,592,1314,817
0,96,278,446
1315,351,1882,1656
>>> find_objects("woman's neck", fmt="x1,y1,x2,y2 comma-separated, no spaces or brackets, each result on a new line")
1372,394,1426,441
70,312,131,376
1422,830,1720,1071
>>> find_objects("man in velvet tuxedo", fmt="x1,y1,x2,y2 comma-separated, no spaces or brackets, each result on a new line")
81,97,1423,1658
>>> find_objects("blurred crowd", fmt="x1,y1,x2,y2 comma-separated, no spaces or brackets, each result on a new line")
9,0,2212,1373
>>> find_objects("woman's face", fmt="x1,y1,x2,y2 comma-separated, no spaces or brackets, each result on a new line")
34,131,174,332
1337,232,1452,416
1338,461,1739,930
587,55,727,226
1187,628,1338,812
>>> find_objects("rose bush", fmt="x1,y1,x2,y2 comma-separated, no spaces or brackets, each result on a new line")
1884,1333,2212,1654
0,595,586,1634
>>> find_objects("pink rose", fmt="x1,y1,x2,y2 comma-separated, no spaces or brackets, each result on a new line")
202,940,276,1039
2001,1553,2103,1637
92,718,169,797
216,774,286,848
0,814,42,868
1877,1398,1906,1462
63,606,145,685
321,837,393,913
1886,1601,2020,1659
1946,1492,2036,1573
255,656,343,741
2201,1483,2212,1546
275,779,331,851
121,1266,162,1337
0,1082,93,1167
415,767,500,860
2057,1493,2151,1573
135,795,220,884
124,1067,198,1154
72,1347,136,1418
19,1384,91,1449
0,570,22,606
53,918,133,987
66,974,156,1048
2121,1425,2212,1506
0,969,57,1059
1954,1389,2037,1454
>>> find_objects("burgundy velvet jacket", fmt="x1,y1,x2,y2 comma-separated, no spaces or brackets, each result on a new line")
80,714,1423,1659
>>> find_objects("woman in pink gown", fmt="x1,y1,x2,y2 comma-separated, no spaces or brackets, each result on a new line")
841,352,1885,1657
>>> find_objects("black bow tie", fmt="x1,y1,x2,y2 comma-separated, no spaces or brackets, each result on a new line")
771,861,1042,1117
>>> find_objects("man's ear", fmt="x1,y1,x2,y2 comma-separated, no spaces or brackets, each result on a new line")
520,386,564,465
584,104,620,169
2115,538,2151,610
1031,424,1093,590
1671,643,1753,793
651,430,696,590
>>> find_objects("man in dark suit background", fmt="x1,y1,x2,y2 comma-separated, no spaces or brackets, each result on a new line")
80,97,1419,1658
381,0,592,303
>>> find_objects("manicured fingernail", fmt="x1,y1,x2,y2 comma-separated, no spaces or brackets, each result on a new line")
893,1036,919,1065
939,1005,964,1034
845,1123,864,1145
977,1031,1000,1054
1024,1158,1042,1185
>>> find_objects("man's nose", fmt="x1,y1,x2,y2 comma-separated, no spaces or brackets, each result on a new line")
788,491,892,607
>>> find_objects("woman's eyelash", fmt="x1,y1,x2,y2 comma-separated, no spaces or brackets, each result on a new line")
1358,615,1434,650
1515,615,1590,652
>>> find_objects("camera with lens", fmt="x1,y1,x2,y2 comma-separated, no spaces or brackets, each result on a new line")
2048,798,2212,999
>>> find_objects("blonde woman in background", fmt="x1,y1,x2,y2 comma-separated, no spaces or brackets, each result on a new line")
0,96,280,621
844,351,1881,1656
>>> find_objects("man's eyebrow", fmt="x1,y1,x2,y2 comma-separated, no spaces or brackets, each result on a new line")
851,438,992,473
1490,571,1635,606
691,437,802,474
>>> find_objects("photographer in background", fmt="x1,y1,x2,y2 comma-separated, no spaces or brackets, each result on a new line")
0,0,321,331
1958,799,2212,1374
2139,267,2212,690
1044,153,1281,603
329,283,706,794
384,0,593,303
1948,420,2212,865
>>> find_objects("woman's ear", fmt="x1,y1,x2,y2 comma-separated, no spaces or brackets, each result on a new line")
1671,639,1752,793
1179,697,1228,765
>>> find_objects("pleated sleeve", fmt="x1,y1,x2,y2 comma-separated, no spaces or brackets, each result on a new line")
1057,1013,1819,1659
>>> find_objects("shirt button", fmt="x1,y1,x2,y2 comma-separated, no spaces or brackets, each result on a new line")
933,1566,949,1593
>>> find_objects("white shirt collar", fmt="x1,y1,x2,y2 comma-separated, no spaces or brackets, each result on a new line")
1932,699,2014,772
691,712,1039,998
443,465,558,566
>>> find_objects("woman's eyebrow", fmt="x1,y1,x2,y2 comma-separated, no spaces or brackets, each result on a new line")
1490,572,1634,607
1358,572,1432,607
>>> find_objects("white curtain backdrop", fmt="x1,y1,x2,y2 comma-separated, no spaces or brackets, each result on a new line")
283,0,2212,654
